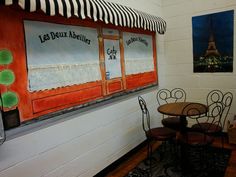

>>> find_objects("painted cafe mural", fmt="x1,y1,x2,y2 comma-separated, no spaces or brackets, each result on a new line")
0,7,157,129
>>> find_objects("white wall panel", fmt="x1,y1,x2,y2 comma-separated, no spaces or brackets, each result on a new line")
198,75,236,89
162,0,187,7
165,15,190,30
158,64,193,76
163,1,194,18
191,0,236,13
164,40,193,65
160,75,201,88
165,27,191,42
107,0,162,16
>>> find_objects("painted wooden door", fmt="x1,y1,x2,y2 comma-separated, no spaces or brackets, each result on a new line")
103,38,124,95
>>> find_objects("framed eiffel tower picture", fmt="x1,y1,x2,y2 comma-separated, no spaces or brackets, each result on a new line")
192,10,234,72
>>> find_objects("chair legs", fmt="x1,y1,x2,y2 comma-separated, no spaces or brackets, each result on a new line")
221,134,225,149
182,145,210,176
145,139,153,176
146,139,177,177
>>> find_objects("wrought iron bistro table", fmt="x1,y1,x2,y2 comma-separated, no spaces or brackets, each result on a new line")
157,102,208,175
158,102,208,133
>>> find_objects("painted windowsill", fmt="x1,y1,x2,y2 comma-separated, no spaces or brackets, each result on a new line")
5,85,158,140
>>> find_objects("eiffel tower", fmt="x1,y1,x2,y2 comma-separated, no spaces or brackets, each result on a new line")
204,32,221,57
204,16,221,57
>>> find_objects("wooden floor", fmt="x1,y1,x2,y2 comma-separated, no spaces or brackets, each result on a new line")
105,137,236,177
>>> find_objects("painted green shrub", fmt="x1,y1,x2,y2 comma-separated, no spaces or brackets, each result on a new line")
0,49,13,65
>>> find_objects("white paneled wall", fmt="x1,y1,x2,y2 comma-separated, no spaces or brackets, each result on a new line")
0,90,161,177
161,0,236,124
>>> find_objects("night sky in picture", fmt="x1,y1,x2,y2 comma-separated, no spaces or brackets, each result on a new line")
192,10,234,72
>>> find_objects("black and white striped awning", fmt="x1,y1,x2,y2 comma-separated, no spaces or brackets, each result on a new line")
1,0,166,34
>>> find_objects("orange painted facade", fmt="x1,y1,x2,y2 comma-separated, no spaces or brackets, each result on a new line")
0,5,158,124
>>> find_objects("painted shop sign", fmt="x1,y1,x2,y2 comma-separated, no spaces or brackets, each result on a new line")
24,20,100,91
125,37,148,47
107,46,117,60
38,31,91,45
123,32,154,75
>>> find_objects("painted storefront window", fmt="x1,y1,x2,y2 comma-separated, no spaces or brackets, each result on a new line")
123,32,154,75
24,21,101,91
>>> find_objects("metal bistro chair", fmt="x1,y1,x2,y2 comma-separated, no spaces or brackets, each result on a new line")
156,88,187,130
138,96,176,175
178,103,216,175
191,90,233,148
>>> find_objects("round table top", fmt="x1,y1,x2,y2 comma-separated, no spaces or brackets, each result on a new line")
157,102,208,117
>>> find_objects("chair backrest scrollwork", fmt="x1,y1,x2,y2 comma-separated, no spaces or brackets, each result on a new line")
156,88,186,106
183,102,221,133
206,90,233,130
138,96,151,135
221,92,233,130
